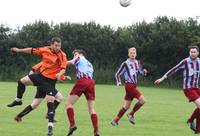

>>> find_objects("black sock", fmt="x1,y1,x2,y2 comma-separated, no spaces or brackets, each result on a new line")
17,80,25,99
17,105,33,118
47,102,55,122
54,100,60,110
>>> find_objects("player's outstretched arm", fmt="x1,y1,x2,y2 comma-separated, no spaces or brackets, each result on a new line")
58,75,71,82
10,47,32,54
154,77,165,85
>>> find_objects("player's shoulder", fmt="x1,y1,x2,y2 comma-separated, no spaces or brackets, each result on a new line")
37,46,51,52
135,59,141,63
182,57,189,62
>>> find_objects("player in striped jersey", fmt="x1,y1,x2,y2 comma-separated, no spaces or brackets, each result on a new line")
154,45,200,133
111,47,147,126
65,49,100,136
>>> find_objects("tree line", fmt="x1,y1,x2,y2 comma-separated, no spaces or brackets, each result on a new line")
0,16,200,86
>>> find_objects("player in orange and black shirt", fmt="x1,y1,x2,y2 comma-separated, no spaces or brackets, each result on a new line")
8,37,67,136
14,62,71,123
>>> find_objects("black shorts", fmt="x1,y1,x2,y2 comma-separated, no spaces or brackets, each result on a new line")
28,73,57,96
35,86,58,98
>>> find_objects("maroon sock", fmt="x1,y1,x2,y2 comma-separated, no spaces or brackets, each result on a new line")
114,107,127,123
67,107,75,127
196,111,200,132
129,102,143,116
188,108,199,123
91,114,99,133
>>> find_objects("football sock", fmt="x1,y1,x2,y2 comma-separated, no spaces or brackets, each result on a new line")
114,107,127,123
67,107,75,127
129,102,143,116
47,102,55,123
54,100,60,110
17,105,33,118
91,113,99,133
17,80,25,99
188,108,199,123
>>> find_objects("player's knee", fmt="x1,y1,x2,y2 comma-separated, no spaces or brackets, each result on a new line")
58,94,64,102
31,103,39,109
18,80,25,86
123,105,130,110
139,98,146,105
89,110,96,115
55,92,64,102
20,76,31,85
66,103,73,109
46,95,55,102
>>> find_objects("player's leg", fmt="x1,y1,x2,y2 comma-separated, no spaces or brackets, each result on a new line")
15,98,43,122
84,79,100,136
127,86,145,125
192,98,200,133
43,79,58,136
15,86,45,122
7,75,33,107
54,91,64,110
87,100,100,136
66,94,79,136
128,95,146,117
185,89,200,132
46,94,55,136
45,91,63,122
111,100,132,126
196,114,200,134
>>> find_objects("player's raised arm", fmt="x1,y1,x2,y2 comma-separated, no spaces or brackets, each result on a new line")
11,47,32,54
138,60,148,76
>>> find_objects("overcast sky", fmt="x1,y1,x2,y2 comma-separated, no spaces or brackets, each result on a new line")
0,0,200,28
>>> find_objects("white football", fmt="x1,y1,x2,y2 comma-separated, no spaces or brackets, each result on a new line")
119,0,132,7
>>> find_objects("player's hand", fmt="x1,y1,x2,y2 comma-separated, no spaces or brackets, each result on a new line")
154,77,164,85
143,69,148,76
56,73,62,80
10,47,20,53
64,76,71,81
117,82,122,86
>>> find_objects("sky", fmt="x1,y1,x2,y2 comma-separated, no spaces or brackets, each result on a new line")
0,0,200,28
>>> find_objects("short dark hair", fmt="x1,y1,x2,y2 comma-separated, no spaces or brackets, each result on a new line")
72,49,86,56
188,45,199,52
51,37,62,44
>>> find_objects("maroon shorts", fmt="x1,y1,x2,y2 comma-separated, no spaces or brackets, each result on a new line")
124,83,142,101
184,88,200,102
70,78,95,100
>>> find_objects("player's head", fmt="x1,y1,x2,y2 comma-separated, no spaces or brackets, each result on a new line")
50,37,62,53
128,47,137,59
72,49,86,58
189,45,199,60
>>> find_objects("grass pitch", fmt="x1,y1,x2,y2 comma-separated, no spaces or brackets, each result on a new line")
0,82,196,136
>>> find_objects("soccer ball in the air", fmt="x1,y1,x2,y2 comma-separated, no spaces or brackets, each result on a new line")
119,0,132,7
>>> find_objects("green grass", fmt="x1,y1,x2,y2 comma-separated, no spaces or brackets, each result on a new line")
0,82,197,136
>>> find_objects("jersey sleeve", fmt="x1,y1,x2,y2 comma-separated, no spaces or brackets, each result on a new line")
138,60,144,76
115,62,126,83
163,59,186,79
32,47,46,56
68,56,80,65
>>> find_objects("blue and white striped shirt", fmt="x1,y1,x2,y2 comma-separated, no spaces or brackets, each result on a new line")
163,57,200,89
115,59,144,85
70,55,93,79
